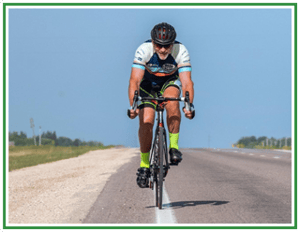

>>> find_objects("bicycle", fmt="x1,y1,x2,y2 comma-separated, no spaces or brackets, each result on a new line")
128,90,195,209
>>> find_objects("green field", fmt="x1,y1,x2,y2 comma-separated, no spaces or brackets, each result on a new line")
8,145,114,172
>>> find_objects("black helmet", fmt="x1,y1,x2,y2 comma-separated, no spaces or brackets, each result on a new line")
151,22,176,45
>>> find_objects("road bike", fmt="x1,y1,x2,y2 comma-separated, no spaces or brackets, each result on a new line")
128,90,194,209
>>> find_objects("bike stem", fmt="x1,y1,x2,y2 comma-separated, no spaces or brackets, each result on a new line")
157,110,164,128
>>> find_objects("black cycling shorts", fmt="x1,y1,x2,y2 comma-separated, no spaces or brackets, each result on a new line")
138,74,182,109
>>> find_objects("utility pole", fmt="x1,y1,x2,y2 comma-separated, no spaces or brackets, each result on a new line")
266,138,268,146
285,137,287,146
39,126,42,146
30,118,36,146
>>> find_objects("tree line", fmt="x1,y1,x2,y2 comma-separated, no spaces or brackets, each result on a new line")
9,131,104,147
235,136,291,149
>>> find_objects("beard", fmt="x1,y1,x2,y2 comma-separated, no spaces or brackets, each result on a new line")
157,52,169,60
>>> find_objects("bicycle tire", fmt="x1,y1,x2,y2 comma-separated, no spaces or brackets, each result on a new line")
157,127,165,209
155,177,158,207
153,129,159,207
163,129,169,177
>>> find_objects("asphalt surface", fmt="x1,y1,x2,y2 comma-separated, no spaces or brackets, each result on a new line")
83,148,292,224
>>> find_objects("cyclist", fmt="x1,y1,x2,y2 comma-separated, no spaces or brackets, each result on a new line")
128,22,195,187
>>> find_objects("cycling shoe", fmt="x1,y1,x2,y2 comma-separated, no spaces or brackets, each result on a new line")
136,167,150,188
169,148,183,164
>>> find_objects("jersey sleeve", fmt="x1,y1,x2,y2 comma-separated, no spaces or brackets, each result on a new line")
177,44,192,73
132,43,152,70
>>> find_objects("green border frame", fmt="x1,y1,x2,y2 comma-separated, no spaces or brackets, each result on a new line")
2,2,297,230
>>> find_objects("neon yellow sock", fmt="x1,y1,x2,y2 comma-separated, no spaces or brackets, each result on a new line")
140,151,150,168
169,132,179,150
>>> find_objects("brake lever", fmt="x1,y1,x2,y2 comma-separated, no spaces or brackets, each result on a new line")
185,92,191,112
127,90,139,118
184,91,195,119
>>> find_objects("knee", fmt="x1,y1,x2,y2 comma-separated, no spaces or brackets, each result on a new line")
139,115,154,128
139,121,154,137
166,102,180,117
140,122,154,131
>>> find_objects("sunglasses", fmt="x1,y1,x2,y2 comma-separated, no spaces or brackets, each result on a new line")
154,43,172,49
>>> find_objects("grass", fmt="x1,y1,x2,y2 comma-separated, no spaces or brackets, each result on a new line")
8,145,115,172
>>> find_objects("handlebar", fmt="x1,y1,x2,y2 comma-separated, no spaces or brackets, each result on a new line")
128,90,195,119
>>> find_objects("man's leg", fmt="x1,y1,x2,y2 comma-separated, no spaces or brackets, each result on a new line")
163,86,183,163
136,106,155,188
163,86,181,138
138,107,155,168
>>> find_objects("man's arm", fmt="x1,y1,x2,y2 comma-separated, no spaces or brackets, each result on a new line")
179,71,194,119
128,67,145,118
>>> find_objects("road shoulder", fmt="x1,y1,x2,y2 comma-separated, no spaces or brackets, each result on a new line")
8,148,139,224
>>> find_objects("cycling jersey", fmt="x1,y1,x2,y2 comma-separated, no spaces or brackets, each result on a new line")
132,40,192,77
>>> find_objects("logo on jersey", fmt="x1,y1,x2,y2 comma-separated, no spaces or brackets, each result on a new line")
145,63,177,74
135,56,143,61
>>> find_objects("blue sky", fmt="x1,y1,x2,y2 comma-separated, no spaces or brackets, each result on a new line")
8,7,292,148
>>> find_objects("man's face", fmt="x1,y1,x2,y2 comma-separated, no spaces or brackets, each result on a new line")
152,42,173,60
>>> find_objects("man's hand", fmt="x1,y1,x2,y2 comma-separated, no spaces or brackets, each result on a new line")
128,108,140,119
182,104,195,119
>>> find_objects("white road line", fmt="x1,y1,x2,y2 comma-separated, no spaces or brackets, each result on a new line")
249,153,254,155
274,149,291,153
260,155,265,157
155,185,177,224
274,156,280,159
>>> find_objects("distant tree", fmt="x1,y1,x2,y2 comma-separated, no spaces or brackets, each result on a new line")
249,136,257,143
87,141,95,146
52,131,57,141
56,137,73,146
9,131,19,141
42,131,57,145
97,141,104,147
257,136,267,145
19,131,27,139
9,130,105,147
236,136,291,149
42,131,48,138
9,131,31,146
42,131,57,141
73,139,81,147
41,138,54,145
237,136,257,147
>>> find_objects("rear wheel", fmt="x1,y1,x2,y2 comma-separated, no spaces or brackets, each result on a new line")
155,175,158,207
157,127,165,209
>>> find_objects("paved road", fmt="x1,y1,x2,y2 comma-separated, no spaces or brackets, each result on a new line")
83,148,292,224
